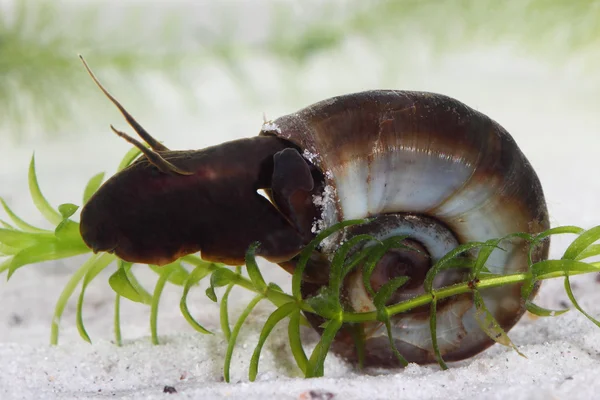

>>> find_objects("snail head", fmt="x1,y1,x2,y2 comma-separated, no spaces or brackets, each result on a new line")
78,56,323,267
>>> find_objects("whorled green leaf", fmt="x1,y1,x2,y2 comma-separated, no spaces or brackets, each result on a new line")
429,296,448,370
109,264,147,303
305,317,343,378
58,203,79,219
287,309,308,375
473,290,525,357
292,219,370,300
525,301,569,317
305,287,342,319
179,265,213,335
7,240,90,279
76,253,116,343
372,276,410,367
329,234,374,297
51,254,116,345
361,236,411,297
348,324,366,369
424,241,489,293
220,283,235,341
150,268,173,345
83,172,105,204
206,267,239,302
528,226,583,265
530,259,600,278
574,244,600,261
114,293,122,346
0,197,46,233
472,233,532,279
28,154,62,225
562,226,600,261
245,242,267,292
224,294,264,383
117,146,143,171
54,219,84,241
564,275,600,328
222,266,242,340
149,261,190,286
249,302,297,381
0,228,54,250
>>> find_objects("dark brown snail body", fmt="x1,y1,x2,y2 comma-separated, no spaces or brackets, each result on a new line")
78,58,549,368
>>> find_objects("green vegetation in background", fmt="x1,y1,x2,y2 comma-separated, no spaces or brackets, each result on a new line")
1,0,599,137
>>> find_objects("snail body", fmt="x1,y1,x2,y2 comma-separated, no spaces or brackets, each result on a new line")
78,57,549,368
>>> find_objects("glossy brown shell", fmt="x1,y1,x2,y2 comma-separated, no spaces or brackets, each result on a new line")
260,90,550,365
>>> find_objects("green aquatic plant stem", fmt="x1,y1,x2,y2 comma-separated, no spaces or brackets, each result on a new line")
193,258,599,325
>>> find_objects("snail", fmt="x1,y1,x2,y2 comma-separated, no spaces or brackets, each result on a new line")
78,56,550,367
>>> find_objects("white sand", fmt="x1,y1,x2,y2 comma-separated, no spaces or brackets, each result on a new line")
1,10,600,399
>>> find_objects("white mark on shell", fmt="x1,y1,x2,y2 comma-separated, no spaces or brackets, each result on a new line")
261,121,281,134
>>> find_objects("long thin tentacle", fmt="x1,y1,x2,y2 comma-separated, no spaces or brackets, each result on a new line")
110,125,193,176
79,54,169,152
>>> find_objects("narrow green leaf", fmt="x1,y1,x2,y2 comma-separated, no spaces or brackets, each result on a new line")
51,254,116,345
0,220,15,230
249,302,297,381
564,276,600,328
574,244,600,261
373,276,410,310
361,236,411,297
245,242,267,292
211,267,239,287
306,317,343,378
288,309,308,375
372,272,411,367
424,241,488,293
8,240,90,279
76,253,115,343
330,234,374,297
83,172,105,204
205,287,218,302
562,226,600,261
224,294,264,383
292,219,369,300
109,266,146,303
348,324,366,369
531,259,600,277
0,228,54,249
54,219,84,241
114,293,122,346
429,296,448,370
0,243,19,256
150,268,173,345
117,146,143,171
149,261,189,286
122,264,153,304
473,291,525,357
305,287,341,319
58,203,79,219
179,265,213,335
382,319,409,367
472,234,531,278
28,154,62,225
221,267,239,341
0,197,46,232
206,267,239,302
525,301,569,317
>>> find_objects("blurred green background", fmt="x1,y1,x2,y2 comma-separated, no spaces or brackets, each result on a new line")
1,0,599,141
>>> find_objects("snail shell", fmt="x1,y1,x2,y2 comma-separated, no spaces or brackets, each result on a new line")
260,90,550,367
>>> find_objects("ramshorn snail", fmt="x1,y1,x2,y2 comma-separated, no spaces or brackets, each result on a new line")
78,57,550,368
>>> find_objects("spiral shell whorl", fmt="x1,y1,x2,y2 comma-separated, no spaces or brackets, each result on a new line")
261,90,549,365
